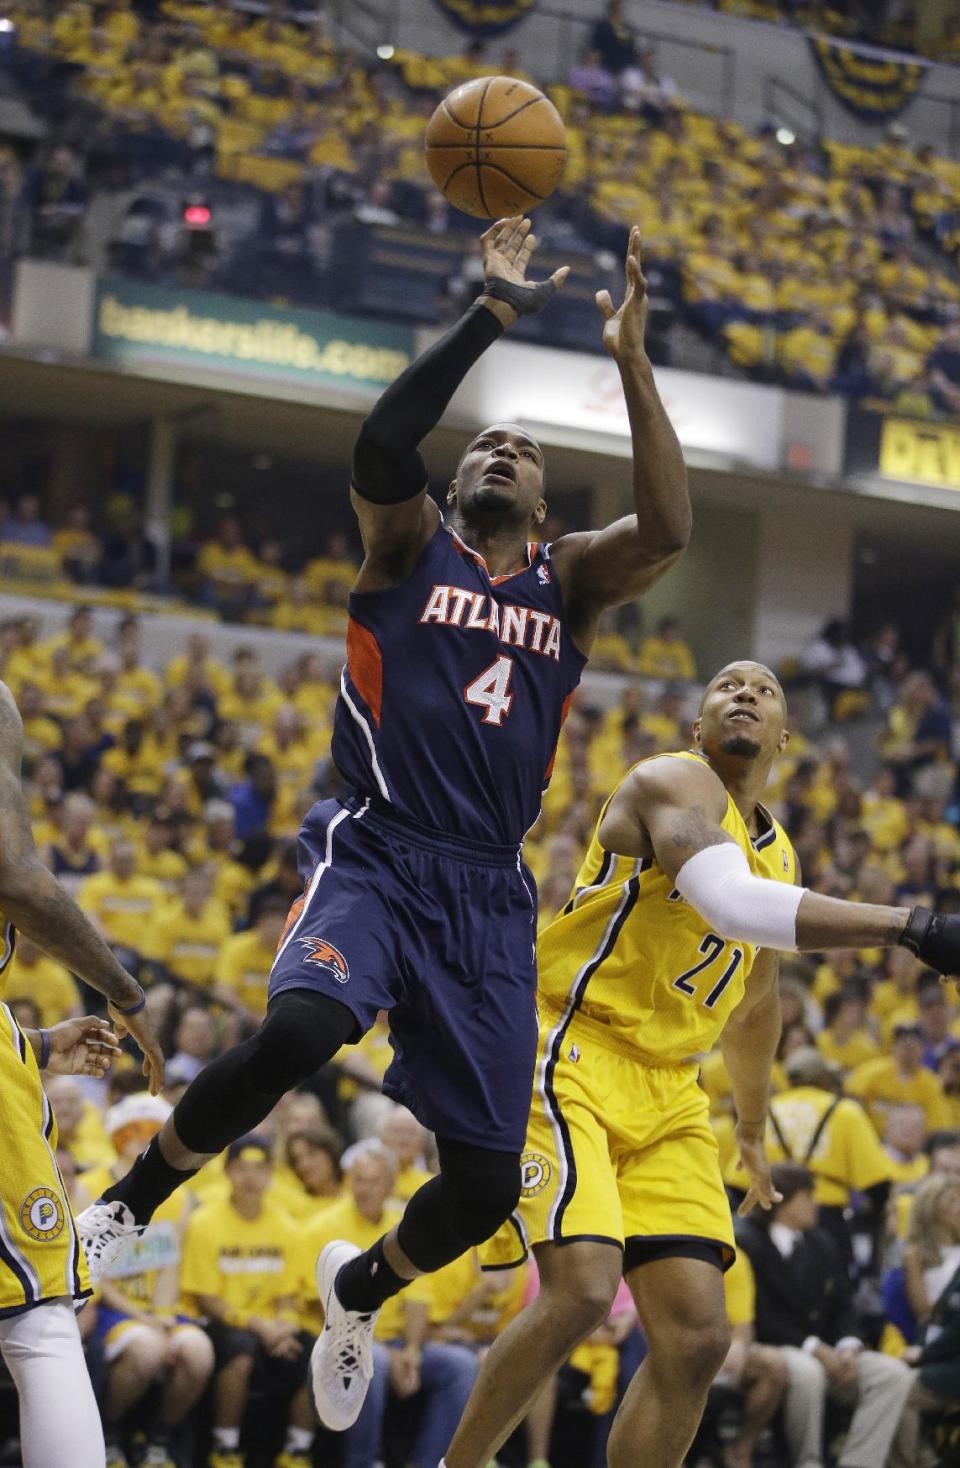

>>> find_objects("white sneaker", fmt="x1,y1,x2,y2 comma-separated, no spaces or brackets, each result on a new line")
309,1240,379,1430
76,1200,140,1285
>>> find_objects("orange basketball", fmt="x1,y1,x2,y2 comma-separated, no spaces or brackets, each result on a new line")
425,76,567,220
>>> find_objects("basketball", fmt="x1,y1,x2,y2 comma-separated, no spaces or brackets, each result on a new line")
425,76,567,220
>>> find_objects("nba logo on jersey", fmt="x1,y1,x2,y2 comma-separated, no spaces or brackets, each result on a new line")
537,563,551,586
296,937,350,985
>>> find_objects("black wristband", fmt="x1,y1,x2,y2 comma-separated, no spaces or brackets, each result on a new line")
900,907,933,956
113,984,146,1016
483,275,558,316
38,1029,51,1070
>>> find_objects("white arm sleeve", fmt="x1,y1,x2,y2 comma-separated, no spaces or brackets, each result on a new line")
674,842,805,953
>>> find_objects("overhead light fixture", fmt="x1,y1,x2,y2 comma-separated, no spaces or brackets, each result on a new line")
776,127,796,146
376,43,395,60
0,19,15,31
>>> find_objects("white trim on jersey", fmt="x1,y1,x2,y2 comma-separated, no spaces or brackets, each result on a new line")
339,668,391,802
537,878,638,1240
38,1090,78,1301
273,799,370,964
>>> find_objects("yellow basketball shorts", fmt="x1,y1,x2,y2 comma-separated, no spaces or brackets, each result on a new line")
0,1004,89,1316
482,1005,735,1272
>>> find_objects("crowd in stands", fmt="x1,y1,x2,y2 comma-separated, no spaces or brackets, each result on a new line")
0,579,955,1464
6,2,960,411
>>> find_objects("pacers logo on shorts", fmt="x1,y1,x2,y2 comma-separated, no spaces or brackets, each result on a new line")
19,1187,64,1243
520,1152,552,1197
296,936,350,985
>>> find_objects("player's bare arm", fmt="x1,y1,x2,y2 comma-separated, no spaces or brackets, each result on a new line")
551,228,691,651
720,947,783,1217
350,215,568,593
0,680,164,1092
598,753,960,972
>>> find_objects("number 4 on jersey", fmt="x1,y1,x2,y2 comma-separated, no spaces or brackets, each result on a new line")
465,655,514,726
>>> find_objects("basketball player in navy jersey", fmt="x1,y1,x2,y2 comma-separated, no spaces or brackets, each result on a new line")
79,217,691,1432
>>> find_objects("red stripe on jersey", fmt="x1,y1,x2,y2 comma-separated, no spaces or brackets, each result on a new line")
347,615,384,727
543,690,576,783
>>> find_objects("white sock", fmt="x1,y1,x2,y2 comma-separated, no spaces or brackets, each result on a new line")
284,1425,315,1453
213,1426,241,1451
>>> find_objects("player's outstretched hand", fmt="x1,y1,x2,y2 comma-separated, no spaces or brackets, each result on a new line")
45,1016,122,1079
479,215,569,316
596,225,649,362
902,908,960,985
735,1122,783,1219
108,999,165,1097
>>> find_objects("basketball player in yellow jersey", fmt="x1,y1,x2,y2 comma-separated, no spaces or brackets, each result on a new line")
444,661,960,1468
0,679,163,1468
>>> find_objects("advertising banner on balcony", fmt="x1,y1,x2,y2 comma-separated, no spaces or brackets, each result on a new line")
446,337,786,470
91,275,414,395
846,411,960,491
432,0,539,36
809,35,927,122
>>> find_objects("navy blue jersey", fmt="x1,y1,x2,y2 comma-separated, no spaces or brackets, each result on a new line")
332,522,586,846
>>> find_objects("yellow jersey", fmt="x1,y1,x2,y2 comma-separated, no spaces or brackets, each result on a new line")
179,1196,299,1328
537,753,796,1063
0,917,90,1313
296,1198,430,1341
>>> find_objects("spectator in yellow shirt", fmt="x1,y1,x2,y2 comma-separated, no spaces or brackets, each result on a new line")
145,864,232,994
636,616,697,681
219,647,285,743
136,813,190,894
165,631,231,701
285,1125,344,1218
884,1105,931,1185
2,931,82,1025
730,1048,892,1266
180,1135,315,1468
298,1142,477,1468
80,1092,214,1468
215,897,287,1023
196,515,261,621
78,836,165,965
17,679,62,761
44,604,104,672
379,1106,434,1204
848,1024,947,1135
45,1074,116,1170
816,985,880,1072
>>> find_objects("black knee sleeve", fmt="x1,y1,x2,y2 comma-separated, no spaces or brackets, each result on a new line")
174,989,357,1155
396,1139,521,1274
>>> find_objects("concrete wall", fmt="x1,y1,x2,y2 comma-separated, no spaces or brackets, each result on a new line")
369,0,960,152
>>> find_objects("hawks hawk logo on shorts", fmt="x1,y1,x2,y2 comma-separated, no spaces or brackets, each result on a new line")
19,1187,64,1242
296,936,350,985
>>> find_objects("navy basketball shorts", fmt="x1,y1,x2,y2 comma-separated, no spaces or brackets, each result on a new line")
269,797,539,1153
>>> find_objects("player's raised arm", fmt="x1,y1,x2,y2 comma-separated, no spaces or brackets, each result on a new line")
0,681,164,1093
350,216,568,590
599,754,960,973
550,228,691,648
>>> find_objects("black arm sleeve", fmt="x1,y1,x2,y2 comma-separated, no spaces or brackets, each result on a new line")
351,301,503,505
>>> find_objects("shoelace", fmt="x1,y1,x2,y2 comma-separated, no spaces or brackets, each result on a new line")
330,1312,373,1377
83,1205,142,1260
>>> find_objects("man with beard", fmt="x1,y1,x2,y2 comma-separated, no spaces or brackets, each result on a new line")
443,661,960,1468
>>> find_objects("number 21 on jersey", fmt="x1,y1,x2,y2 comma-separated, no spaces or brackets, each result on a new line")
465,655,514,727
673,934,744,1009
